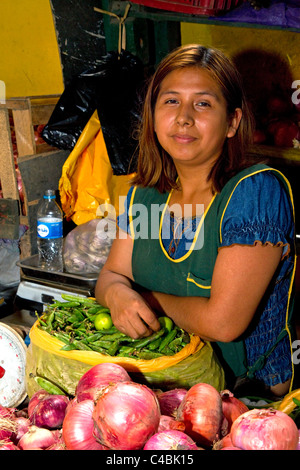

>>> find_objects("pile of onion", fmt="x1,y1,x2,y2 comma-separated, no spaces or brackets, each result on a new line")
62,400,108,450
230,408,299,450
93,381,161,450
75,362,131,402
144,430,200,450
29,394,69,430
156,388,187,417
176,383,223,447
220,389,249,434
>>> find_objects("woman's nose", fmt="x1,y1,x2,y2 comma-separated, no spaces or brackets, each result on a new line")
176,104,194,126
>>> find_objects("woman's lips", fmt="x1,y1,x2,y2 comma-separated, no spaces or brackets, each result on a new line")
172,134,196,143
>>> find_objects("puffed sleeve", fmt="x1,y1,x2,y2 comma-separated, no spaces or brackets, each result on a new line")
117,186,134,235
220,171,294,258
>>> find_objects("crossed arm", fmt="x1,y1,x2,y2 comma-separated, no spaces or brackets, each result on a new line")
95,229,282,342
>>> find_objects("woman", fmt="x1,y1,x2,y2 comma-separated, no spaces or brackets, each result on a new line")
95,44,296,397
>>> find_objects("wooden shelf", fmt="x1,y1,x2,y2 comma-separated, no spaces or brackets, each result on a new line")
103,1,300,32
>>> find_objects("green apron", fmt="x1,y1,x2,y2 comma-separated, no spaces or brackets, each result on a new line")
129,164,296,383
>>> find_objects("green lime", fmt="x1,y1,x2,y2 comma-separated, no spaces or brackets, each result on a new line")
94,312,113,331
158,316,173,333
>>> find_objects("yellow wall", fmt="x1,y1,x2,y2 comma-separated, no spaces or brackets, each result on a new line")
0,0,64,98
181,23,300,80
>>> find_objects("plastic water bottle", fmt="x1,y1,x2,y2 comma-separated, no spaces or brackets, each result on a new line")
37,189,63,272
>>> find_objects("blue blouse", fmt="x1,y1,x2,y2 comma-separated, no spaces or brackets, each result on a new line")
118,171,295,387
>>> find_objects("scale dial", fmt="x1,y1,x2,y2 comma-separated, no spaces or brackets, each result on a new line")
0,322,27,408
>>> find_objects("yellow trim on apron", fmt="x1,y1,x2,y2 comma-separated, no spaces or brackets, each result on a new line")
159,191,217,263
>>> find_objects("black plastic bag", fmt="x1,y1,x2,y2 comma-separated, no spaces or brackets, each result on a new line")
42,50,145,175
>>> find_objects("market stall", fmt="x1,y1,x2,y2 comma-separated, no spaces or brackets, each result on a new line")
0,0,300,452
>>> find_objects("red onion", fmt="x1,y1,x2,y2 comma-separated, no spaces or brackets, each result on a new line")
93,381,161,450
177,383,223,447
0,405,15,419
76,363,131,403
65,396,78,415
144,430,199,450
156,389,187,417
297,430,300,450
11,417,30,444
30,394,69,429
158,415,185,432
28,389,50,418
46,442,67,450
0,440,19,450
62,400,108,450
231,408,299,450
220,390,249,433
213,433,233,450
18,426,56,450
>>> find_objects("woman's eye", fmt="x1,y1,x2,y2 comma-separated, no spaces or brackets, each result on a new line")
196,101,210,108
165,98,178,104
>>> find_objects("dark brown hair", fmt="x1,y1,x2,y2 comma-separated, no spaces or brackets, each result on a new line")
132,44,255,193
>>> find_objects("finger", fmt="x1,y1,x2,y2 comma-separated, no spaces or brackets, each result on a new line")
138,308,161,333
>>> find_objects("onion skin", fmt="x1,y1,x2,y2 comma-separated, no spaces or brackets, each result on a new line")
220,390,249,432
144,430,199,450
62,400,108,450
213,433,233,450
11,417,30,444
18,426,56,450
156,389,187,417
28,390,50,418
176,383,223,447
158,415,185,432
93,381,161,450
75,363,131,403
30,395,69,430
231,408,299,450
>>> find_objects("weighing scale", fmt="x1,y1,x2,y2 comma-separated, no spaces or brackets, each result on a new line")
15,255,98,315
0,322,27,408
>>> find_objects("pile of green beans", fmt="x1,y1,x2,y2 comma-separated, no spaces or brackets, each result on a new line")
38,294,190,359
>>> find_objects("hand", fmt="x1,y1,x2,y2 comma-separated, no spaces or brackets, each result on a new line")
105,283,161,339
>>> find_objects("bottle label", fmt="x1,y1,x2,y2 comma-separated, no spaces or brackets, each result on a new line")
37,218,63,239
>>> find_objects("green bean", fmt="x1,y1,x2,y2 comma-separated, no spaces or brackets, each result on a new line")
135,350,164,359
53,301,81,308
60,343,78,351
131,329,166,349
168,337,183,352
147,337,163,351
117,346,135,357
61,294,97,306
87,306,110,315
158,328,178,352
34,376,66,395
88,343,109,354
91,340,113,350
53,332,72,344
46,310,55,327
38,296,190,358
70,339,93,351
99,332,127,342
107,340,121,356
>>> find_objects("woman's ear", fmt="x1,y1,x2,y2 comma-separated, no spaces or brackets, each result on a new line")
227,108,242,138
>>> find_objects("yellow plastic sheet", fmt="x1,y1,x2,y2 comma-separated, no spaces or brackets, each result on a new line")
59,110,134,225
26,320,225,396
29,320,202,372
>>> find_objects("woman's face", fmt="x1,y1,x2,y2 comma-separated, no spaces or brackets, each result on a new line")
154,66,242,171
